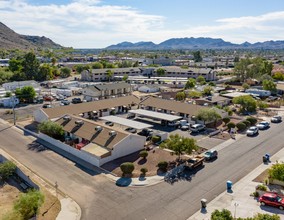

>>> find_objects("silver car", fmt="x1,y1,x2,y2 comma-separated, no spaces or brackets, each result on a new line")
246,126,259,136
256,121,270,130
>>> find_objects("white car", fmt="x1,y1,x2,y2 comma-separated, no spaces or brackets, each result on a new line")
190,124,205,133
256,121,270,130
246,126,259,136
271,116,282,123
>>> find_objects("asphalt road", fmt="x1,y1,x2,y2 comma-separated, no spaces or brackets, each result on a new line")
0,121,283,220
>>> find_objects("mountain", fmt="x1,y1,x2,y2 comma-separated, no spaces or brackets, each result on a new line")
106,37,284,50
0,22,63,50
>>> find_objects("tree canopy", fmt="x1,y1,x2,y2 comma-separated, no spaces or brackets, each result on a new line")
160,134,199,159
0,161,17,181
184,78,196,89
193,51,202,62
232,95,257,113
156,68,166,76
197,108,221,125
262,79,277,93
38,120,64,140
15,86,36,103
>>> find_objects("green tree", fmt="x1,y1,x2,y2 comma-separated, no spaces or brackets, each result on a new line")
211,209,233,220
15,86,36,103
236,122,246,131
227,122,235,129
122,74,128,81
14,189,44,220
106,69,114,81
187,90,202,98
160,134,199,160
246,117,257,125
140,167,148,175
197,108,221,125
232,95,257,113
202,86,213,96
268,163,284,181
22,52,40,80
262,79,277,93
222,117,230,125
37,64,53,81
38,120,64,139
60,67,71,78
196,76,206,84
0,69,13,85
120,162,135,175
176,91,186,101
0,161,17,181
273,72,284,81
234,58,252,82
251,213,280,220
193,51,202,62
92,62,104,69
8,58,22,72
184,78,196,89
257,101,268,110
157,161,168,171
51,57,57,66
75,65,85,74
5,91,12,97
139,150,148,159
242,83,250,90
156,68,165,76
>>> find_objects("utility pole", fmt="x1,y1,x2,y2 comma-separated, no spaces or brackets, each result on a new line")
12,96,16,125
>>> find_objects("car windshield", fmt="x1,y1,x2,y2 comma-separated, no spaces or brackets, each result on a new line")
205,152,211,156
277,196,282,202
249,127,256,131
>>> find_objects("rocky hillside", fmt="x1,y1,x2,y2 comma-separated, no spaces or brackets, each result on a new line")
0,22,62,50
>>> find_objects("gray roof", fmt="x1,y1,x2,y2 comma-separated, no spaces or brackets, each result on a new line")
100,116,153,130
155,67,213,74
95,82,131,90
90,68,141,74
129,109,182,122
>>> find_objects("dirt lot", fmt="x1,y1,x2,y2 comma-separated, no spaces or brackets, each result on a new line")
102,147,207,178
0,179,60,220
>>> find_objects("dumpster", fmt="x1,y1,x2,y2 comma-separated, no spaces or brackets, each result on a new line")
201,199,207,209
227,181,232,190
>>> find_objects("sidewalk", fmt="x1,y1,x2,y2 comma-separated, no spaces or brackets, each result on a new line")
189,147,284,220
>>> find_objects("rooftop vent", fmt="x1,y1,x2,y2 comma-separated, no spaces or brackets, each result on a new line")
63,115,71,121
75,120,84,126
95,126,103,132
109,131,117,137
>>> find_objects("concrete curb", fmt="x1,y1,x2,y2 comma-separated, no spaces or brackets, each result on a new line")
56,198,81,220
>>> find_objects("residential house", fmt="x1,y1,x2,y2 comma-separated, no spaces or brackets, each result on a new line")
2,80,41,93
195,96,230,107
82,82,132,101
0,97,19,108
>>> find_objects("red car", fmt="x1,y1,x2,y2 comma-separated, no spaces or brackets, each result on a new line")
259,192,284,210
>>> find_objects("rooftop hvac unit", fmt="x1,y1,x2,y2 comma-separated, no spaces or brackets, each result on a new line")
63,115,71,121
109,131,117,136
95,126,103,132
75,120,84,126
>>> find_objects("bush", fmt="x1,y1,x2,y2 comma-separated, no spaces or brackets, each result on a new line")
139,150,148,159
256,184,268,191
236,122,246,131
140,167,148,175
157,161,168,171
242,120,251,128
227,122,235,129
246,117,257,125
0,161,17,181
211,209,233,220
252,191,260,198
14,189,44,220
222,117,230,125
120,162,135,175
38,120,64,140
268,163,284,181
151,135,161,143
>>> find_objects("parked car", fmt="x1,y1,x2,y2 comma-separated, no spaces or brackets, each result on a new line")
256,121,270,130
189,124,205,133
179,120,190,130
72,98,82,104
105,121,114,126
259,192,284,210
127,113,136,119
43,96,54,101
168,121,180,128
271,115,282,123
42,104,52,108
246,126,259,136
204,149,218,161
61,100,70,106
138,128,153,137
125,127,137,133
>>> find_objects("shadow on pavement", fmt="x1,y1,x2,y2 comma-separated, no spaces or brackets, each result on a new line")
116,178,132,187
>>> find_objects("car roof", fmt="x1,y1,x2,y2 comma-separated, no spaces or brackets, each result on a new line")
263,192,278,198
249,126,257,129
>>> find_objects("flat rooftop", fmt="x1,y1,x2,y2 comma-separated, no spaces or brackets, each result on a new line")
129,109,182,122
100,115,153,130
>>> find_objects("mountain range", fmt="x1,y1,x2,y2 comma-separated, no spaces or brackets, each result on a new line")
0,22,62,50
106,37,284,50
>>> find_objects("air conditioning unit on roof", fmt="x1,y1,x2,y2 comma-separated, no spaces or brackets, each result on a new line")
75,120,84,126
109,131,117,136
95,126,102,132
63,115,71,121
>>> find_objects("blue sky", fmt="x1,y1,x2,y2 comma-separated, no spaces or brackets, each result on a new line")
1,0,284,48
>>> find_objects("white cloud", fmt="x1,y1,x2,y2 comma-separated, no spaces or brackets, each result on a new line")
0,1,284,47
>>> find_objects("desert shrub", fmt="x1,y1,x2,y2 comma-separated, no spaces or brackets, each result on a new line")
222,117,230,125
246,117,257,125
0,161,17,181
268,163,284,181
236,122,246,131
140,167,148,175
256,184,268,191
139,150,148,159
151,135,161,143
211,209,233,220
227,122,235,129
120,162,135,175
242,120,251,128
157,161,168,171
